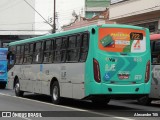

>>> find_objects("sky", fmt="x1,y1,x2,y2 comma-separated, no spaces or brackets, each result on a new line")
35,0,85,32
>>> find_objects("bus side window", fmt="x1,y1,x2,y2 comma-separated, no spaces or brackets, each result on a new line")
62,37,68,49
76,35,82,47
67,35,79,62
43,40,52,63
15,46,21,64
54,38,66,63
80,33,89,62
54,51,61,62
55,38,62,50
33,42,42,63
23,44,32,64
7,51,14,65
20,45,24,64
8,46,16,65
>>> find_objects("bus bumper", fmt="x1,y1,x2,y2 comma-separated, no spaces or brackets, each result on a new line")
85,82,150,99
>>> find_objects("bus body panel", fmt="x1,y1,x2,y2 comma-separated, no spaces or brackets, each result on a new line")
149,34,160,100
7,24,151,100
150,65,160,99
85,25,151,97
8,63,85,99
0,48,8,88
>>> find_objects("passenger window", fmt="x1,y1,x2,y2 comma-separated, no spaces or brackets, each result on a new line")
155,40,160,51
33,42,42,63
44,40,52,51
77,35,81,47
81,33,89,47
30,44,34,53
35,42,41,52
21,46,24,53
62,37,68,49
16,46,21,54
55,38,62,49
43,53,52,63
43,40,52,63
25,44,29,54
68,36,76,48
67,49,79,62
80,33,89,62
54,51,61,62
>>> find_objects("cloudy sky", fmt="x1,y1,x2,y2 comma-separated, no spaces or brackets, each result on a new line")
35,0,85,31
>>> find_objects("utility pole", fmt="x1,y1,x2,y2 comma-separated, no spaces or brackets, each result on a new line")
53,0,56,33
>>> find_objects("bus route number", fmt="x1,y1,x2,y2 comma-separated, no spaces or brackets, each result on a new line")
130,32,143,40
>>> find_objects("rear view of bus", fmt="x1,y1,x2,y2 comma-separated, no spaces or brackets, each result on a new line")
85,24,151,102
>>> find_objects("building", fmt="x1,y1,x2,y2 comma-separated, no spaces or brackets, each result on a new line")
62,9,114,31
0,0,53,47
109,0,160,33
85,0,110,18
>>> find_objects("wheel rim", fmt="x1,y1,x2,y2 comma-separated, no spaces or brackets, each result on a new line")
53,86,58,101
15,83,20,93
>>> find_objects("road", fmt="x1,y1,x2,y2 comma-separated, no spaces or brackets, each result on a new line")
0,89,160,120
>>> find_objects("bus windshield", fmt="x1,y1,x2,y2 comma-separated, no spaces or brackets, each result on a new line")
98,28,146,53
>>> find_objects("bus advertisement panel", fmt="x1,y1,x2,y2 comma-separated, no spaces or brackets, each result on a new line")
7,24,151,104
97,28,147,83
0,48,8,89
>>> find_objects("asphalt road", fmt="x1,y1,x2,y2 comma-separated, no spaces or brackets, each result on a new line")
0,89,160,120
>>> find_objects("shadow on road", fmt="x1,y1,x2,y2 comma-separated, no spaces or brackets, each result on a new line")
23,93,137,111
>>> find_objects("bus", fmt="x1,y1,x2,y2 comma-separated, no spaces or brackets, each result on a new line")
0,48,8,89
138,33,160,105
7,24,151,104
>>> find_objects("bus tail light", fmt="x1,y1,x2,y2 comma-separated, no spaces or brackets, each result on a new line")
145,61,150,83
93,58,101,83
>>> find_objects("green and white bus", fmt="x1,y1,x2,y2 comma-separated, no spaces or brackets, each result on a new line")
7,24,151,104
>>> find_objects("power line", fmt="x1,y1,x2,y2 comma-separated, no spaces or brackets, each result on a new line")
23,0,53,29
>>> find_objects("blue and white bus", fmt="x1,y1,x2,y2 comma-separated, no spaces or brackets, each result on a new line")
0,48,8,89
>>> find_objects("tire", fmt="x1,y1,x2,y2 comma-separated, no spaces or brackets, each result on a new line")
14,80,24,97
92,98,110,105
137,96,152,105
51,81,61,104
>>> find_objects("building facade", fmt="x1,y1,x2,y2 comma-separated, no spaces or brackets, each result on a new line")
85,0,110,18
0,0,53,47
109,0,160,33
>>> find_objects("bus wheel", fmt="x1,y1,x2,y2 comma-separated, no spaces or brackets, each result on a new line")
92,98,110,105
137,96,152,105
51,81,61,104
14,80,24,97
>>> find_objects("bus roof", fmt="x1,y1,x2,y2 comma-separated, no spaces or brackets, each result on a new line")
9,24,147,46
9,25,92,46
150,34,160,41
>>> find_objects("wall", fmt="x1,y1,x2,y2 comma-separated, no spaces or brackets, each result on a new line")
109,0,160,20
0,0,35,32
